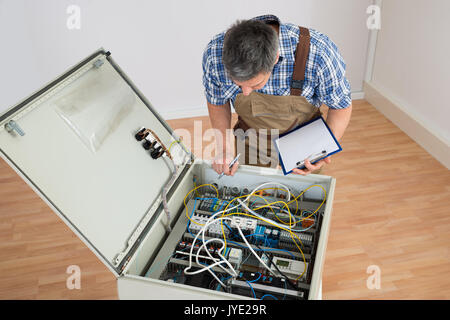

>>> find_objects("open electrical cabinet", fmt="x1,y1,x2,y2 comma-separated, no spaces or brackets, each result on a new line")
0,49,335,300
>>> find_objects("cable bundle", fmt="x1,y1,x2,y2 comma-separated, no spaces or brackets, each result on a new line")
182,182,327,295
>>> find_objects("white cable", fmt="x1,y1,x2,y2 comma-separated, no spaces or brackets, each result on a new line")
185,258,227,288
184,181,299,284
246,182,293,204
237,198,291,230
233,221,276,276
199,215,237,276
237,198,311,233
185,238,232,275
162,156,178,232
254,206,314,232
262,205,299,228
183,202,234,276
184,215,237,281
185,182,289,273
193,212,275,278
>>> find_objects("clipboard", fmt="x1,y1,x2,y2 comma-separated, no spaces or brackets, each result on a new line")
273,116,342,175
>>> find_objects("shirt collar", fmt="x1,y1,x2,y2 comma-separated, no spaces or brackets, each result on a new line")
251,14,295,64
251,14,280,24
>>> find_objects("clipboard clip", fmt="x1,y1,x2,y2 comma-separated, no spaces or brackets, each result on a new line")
296,150,327,168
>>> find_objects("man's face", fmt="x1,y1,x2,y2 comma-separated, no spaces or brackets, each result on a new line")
233,72,272,96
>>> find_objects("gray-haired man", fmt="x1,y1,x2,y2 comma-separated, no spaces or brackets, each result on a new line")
202,14,352,176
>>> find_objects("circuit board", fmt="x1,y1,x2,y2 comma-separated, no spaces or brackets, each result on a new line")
145,183,325,300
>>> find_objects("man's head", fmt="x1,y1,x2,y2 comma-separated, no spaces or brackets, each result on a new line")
223,20,279,96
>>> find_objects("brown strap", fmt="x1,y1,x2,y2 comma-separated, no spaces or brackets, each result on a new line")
290,27,310,96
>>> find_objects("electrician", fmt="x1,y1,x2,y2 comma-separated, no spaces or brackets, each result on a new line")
202,14,352,176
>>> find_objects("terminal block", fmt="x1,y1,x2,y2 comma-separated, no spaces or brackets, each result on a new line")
230,216,257,235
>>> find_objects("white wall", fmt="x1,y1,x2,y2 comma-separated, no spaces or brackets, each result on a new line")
0,0,371,119
370,0,450,143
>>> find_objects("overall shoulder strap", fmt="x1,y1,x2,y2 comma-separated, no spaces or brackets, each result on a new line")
290,26,310,96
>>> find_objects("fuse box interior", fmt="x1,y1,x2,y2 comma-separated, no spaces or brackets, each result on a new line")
123,161,332,300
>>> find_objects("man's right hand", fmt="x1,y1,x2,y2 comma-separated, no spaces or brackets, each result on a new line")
207,100,239,176
212,152,239,177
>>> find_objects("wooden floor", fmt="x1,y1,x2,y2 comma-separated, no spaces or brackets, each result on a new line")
0,99,449,299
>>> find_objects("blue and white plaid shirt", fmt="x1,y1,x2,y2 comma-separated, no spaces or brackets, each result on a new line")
202,14,351,109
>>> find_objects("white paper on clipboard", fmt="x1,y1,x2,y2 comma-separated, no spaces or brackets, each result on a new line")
274,117,342,174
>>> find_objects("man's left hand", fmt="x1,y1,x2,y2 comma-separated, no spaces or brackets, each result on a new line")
292,156,331,175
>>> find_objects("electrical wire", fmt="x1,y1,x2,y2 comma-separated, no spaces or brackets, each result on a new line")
237,198,311,233
238,199,310,234
251,242,298,291
183,182,327,283
217,182,326,252
186,198,199,238
267,206,298,227
219,182,297,251
247,281,256,299
247,272,262,283
186,201,240,280
245,187,300,215
192,192,306,277
220,211,308,279
226,240,295,258
261,294,278,300
187,203,282,284
184,214,238,286
229,201,305,245
145,128,173,160
162,156,178,232
240,251,253,267
184,238,234,288
233,219,275,275
168,140,180,153
286,185,327,222
268,256,298,291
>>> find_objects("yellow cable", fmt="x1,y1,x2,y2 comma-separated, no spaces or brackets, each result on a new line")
219,193,296,251
168,140,180,153
182,183,327,281
219,192,305,255
220,184,327,280
182,186,297,228
245,187,299,214
220,211,308,280
287,184,327,223
185,185,322,251
221,187,297,219
183,183,219,226
253,200,296,227
220,186,302,233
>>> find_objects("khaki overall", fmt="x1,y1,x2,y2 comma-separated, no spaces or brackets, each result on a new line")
233,26,322,169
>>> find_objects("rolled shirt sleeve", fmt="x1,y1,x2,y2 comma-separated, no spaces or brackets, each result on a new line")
202,43,228,106
315,36,352,109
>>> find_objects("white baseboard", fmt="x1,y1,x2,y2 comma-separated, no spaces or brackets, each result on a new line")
364,81,450,169
160,107,209,120
351,91,365,100
160,91,365,120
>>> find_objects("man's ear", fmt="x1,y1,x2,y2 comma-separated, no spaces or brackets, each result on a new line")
274,51,280,65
